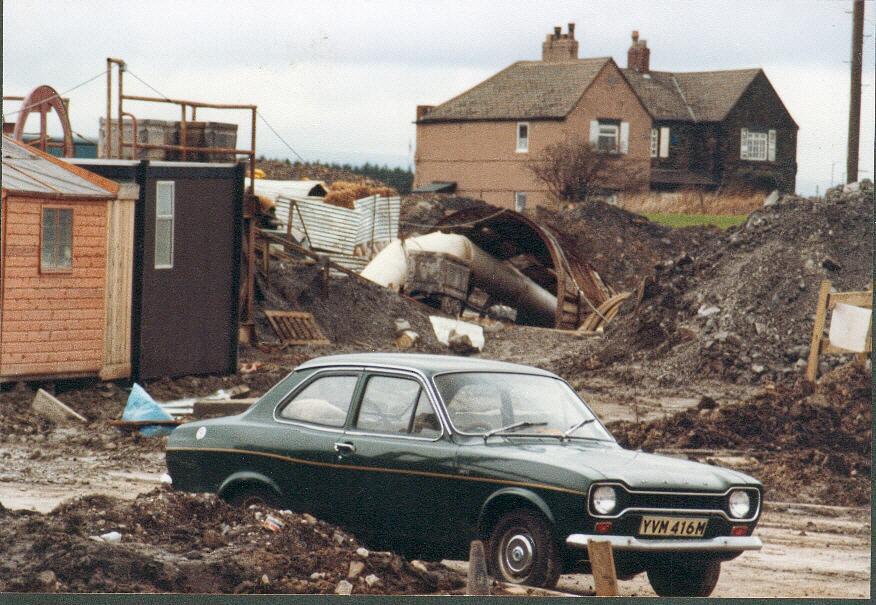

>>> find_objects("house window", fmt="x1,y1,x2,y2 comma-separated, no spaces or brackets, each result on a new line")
740,128,776,162
155,181,175,269
597,123,619,153
514,192,527,212
40,207,73,272
650,128,659,157
516,122,529,152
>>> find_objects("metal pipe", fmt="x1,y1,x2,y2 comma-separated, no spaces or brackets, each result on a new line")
120,141,253,155
249,109,256,193
117,65,124,158
122,93,256,110
180,104,186,161
105,59,112,157
121,112,138,157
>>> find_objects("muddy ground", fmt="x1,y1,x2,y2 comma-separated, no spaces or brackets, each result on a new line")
0,186,872,596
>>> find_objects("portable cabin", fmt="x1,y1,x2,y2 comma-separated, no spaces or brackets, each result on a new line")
0,135,136,382
70,159,244,381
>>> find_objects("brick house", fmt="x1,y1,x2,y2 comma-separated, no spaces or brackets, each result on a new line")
622,31,798,193
414,25,798,209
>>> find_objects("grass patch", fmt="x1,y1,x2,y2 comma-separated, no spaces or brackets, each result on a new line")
643,213,748,230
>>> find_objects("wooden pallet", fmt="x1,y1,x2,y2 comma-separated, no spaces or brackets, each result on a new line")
264,310,330,346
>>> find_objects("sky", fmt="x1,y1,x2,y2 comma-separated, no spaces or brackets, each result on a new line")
3,0,874,195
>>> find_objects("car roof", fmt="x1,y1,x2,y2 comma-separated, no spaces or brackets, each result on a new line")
297,352,557,378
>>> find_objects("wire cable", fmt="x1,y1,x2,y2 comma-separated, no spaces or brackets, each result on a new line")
2,70,107,118
257,110,307,163
125,69,173,102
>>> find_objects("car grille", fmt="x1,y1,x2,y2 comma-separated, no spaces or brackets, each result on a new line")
590,484,761,521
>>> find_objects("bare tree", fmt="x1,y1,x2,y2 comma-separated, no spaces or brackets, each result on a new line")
526,140,644,203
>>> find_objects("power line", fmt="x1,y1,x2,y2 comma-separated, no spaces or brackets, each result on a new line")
2,70,107,118
257,111,306,163
125,69,173,102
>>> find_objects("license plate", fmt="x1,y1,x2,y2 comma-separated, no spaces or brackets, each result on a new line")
639,516,708,537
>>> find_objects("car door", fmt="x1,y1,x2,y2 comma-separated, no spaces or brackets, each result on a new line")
274,369,362,523
337,370,458,547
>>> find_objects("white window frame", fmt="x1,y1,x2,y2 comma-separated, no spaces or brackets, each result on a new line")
597,123,620,153
516,122,529,153
155,180,175,269
741,128,770,162
650,128,659,158
514,192,527,212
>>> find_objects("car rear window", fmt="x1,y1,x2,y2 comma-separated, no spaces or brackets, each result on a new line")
279,374,358,427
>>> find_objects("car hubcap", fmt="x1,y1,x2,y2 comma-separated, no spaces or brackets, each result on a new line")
500,529,535,579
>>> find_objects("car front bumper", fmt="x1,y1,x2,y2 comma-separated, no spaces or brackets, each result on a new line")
566,534,763,553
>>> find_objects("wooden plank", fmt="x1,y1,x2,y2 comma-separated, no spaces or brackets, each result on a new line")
192,398,258,418
32,389,88,424
587,539,618,597
828,288,872,309
264,310,330,346
806,280,832,383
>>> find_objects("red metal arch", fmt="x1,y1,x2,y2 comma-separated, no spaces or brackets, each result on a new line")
12,85,74,157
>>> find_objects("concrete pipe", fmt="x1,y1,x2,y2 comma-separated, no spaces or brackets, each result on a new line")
361,232,558,327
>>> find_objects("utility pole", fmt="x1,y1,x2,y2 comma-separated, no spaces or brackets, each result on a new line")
846,0,864,183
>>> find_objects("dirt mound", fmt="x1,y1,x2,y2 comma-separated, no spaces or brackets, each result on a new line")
0,489,465,594
596,187,873,384
399,194,490,238
608,363,872,505
534,201,714,291
255,262,447,353
257,160,387,187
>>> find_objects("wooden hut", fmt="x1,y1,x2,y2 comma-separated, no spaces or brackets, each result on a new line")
0,135,137,382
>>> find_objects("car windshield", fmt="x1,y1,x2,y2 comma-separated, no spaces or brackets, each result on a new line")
433,372,613,441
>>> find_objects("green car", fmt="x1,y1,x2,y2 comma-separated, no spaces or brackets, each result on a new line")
166,353,762,596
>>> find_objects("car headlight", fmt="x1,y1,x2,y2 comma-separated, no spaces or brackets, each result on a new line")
728,489,751,518
592,485,617,515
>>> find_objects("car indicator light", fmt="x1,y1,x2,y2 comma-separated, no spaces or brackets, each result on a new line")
594,521,612,534
731,525,749,536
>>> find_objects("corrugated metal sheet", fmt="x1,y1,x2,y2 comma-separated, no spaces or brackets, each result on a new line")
1,135,114,197
247,178,328,203
275,195,400,255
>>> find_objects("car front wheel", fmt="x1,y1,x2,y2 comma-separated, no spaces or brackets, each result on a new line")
487,509,561,589
223,484,280,509
646,559,721,597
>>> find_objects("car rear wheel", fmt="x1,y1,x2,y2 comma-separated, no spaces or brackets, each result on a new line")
487,509,561,589
223,485,279,509
646,559,721,597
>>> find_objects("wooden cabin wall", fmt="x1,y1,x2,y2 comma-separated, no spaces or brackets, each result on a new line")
100,196,135,380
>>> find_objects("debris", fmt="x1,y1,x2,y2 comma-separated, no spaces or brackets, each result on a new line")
411,560,429,574
356,547,370,558
31,389,87,425
394,318,412,333
447,331,478,356
302,513,317,525
821,257,843,272
192,398,258,419
121,384,177,437
429,316,484,352
365,574,380,587
310,572,326,580
99,531,122,543
335,580,354,595
239,362,262,374
260,574,271,586
264,310,330,346
395,330,420,350
261,515,285,532
763,190,780,206
697,305,721,318
203,385,251,400
348,560,365,579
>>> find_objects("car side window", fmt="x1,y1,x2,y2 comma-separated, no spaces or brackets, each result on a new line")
279,374,358,427
355,375,441,437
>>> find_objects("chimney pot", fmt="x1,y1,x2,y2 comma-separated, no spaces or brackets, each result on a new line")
553,26,561,38
632,30,639,43
568,22,575,38
627,30,650,73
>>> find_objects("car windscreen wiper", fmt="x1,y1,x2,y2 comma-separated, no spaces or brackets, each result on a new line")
562,418,596,441
483,421,548,442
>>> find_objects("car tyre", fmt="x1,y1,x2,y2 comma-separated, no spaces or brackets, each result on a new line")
646,559,721,597
223,485,280,509
487,509,561,589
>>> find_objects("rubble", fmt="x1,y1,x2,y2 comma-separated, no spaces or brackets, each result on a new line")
0,489,467,594
31,389,87,425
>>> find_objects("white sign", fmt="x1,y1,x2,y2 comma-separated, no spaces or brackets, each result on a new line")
828,303,872,353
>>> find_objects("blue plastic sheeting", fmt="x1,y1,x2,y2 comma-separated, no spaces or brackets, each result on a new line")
122,383,174,437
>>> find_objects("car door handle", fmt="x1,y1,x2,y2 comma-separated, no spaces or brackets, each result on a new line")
334,442,355,454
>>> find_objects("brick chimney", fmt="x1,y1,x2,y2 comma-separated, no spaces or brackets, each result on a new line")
542,23,579,62
627,30,650,73
416,105,434,121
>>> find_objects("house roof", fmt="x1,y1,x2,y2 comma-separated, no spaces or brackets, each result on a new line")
1,135,116,198
621,68,762,122
418,58,612,122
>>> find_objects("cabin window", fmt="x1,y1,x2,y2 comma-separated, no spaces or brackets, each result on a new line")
516,122,529,152
40,207,73,272
740,128,776,162
279,374,359,427
155,181,175,269
514,192,527,212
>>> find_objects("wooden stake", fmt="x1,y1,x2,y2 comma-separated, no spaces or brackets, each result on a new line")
466,540,490,595
587,539,618,597
806,280,832,383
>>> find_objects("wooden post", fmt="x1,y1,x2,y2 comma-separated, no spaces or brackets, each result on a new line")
806,280,832,383
466,540,490,596
587,539,618,597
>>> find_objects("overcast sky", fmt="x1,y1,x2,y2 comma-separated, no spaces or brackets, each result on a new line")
3,0,874,194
